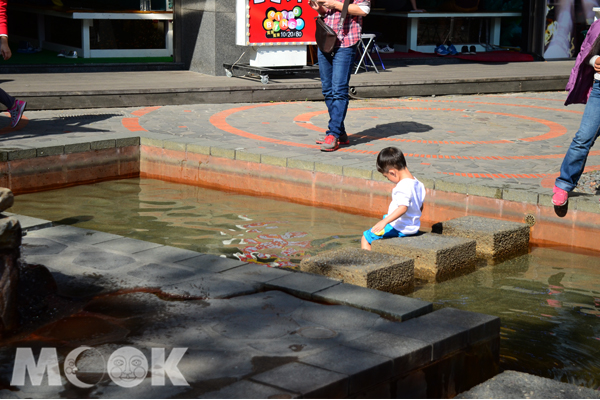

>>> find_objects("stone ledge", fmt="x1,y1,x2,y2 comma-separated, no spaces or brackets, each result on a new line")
372,233,477,283
300,248,414,295
431,216,530,262
312,283,432,321
264,271,341,300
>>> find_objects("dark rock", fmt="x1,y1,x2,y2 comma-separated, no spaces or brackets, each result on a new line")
0,188,13,213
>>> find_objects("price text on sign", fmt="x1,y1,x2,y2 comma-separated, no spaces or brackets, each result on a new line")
248,0,317,44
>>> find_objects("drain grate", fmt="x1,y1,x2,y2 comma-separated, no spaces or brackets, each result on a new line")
58,112,125,120
524,213,536,227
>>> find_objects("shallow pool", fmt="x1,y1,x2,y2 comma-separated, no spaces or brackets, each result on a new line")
10,178,600,389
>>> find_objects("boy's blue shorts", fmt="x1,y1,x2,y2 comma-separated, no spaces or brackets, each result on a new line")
363,222,408,244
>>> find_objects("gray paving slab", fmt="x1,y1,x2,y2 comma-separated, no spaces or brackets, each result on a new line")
175,254,248,273
376,308,484,360
24,224,123,246
92,237,163,254
198,380,298,399
343,330,432,376
2,212,53,232
456,370,600,399
312,283,432,321
160,274,260,299
131,245,203,264
251,362,348,398
265,272,342,300
300,346,393,395
218,263,293,284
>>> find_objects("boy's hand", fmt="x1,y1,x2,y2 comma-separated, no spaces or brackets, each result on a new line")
371,221,388,235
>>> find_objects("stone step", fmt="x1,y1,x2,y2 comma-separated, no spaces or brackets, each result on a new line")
299,248,414,295
372,233,477,283
431,216,530,263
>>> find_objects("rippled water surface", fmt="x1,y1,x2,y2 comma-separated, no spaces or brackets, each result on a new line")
11,178,600,389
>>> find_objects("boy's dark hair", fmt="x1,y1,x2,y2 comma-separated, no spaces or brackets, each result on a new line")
376,147,407,173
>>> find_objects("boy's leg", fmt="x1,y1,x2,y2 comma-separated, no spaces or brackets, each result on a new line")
361,235,371,250
0,88,15,110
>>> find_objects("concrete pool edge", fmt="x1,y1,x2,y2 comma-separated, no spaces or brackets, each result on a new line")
2,139,599,251
7,216,501,398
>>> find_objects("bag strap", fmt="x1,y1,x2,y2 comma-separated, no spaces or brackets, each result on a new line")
338,0,351,31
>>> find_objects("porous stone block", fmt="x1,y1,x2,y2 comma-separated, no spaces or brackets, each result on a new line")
431,216,530,263
0,188,14,212
300,248,414,294
372,234,476,283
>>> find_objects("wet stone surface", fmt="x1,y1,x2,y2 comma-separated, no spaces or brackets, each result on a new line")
300,248,415,295
0,216,506,399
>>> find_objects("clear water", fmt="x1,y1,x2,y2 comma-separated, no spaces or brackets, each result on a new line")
10,178,600,390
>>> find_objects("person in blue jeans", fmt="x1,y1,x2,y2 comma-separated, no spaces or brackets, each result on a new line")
309,0,370,152
553,20,600,206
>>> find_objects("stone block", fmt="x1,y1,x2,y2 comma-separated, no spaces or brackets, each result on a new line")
251,362,348,398
219,263,293,284
377,307,490,360
199,380,298,399
300,346,392,395
93,237,163,254
8,148,36,161
431,216,530,262
37,146,64,158
0,217,21,250
264,272,341,300
133,245,202,264
64,142,91,154
467,184,503,199
26,225,121,246
299,248,414,295
344,331,432,376
160,275,259,299
1,213,52,232
0,188,14,212
175,254,247,273
312,283,432,321
210,147,235,159
91,139,116,150
372,234,476,283
455,370,600,399
116,137,140,148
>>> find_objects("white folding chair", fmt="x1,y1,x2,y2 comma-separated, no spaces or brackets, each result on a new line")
354,33,384,74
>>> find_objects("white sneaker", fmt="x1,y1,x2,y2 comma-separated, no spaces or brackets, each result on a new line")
371,43,381,53
379,45,394,53
65,51,78,59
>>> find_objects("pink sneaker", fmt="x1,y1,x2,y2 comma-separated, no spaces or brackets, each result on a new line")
552,185,568,206
9,99,26,128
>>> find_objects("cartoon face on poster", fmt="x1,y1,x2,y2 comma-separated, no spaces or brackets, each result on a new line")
248,0,317,45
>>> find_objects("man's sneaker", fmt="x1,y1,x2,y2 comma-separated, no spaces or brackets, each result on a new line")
9,100,26,128
379,45,395,53
461,45,469,54
469,45,477,54
447,43,458,55
316,133,349,145
552,185,568,206
435,44,450,56
320,135,339,152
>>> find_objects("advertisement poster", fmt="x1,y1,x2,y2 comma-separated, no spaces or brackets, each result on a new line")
544,0,599,58
248,0,318,45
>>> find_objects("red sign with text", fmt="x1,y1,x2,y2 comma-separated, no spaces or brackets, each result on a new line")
248,0,317,45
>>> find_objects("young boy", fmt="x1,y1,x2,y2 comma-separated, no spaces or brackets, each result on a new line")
361,147,425,250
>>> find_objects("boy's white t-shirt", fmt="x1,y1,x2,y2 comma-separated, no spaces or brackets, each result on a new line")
387,178,426,234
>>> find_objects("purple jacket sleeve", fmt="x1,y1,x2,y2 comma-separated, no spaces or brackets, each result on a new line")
565,19,600,106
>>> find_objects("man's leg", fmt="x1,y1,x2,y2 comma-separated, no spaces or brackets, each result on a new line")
555,81,600,192
327,46,356,139
0,88,15,110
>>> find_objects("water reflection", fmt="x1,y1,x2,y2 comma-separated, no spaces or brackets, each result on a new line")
10,178,600,389
411,247,600,388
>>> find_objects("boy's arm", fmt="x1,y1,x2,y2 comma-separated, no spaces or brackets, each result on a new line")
371,205,408,234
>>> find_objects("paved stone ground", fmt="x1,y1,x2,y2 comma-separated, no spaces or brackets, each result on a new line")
2,91,597,195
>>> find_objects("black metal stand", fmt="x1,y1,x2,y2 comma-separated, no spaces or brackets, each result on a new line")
223,63,320,85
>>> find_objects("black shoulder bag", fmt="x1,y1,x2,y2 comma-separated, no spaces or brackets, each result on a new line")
315,0,351,54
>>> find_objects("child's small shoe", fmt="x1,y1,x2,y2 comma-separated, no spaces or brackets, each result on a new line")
374,229,385,236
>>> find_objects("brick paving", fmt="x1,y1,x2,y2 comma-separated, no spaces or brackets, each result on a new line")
2,91,593,196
